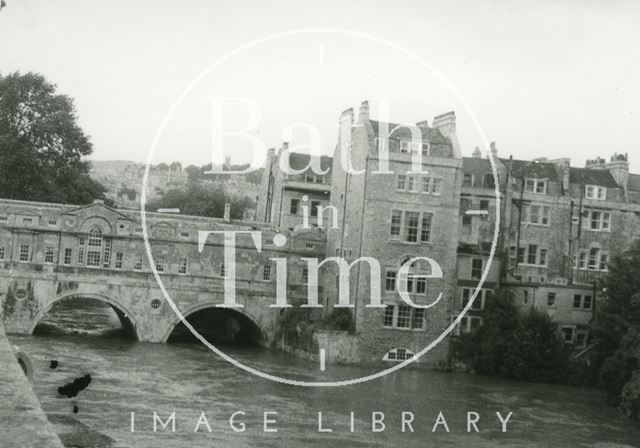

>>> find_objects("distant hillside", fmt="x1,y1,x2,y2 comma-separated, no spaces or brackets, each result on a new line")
89,160,263,211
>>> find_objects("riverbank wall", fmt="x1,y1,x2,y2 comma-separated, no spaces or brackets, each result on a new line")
0,323,64,448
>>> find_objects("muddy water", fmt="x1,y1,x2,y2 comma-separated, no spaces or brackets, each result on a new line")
8,300,640,448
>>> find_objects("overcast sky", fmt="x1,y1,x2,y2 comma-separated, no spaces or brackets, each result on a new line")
1,0,639,173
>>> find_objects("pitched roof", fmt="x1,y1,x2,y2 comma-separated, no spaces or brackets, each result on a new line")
503,158,559,181
369,120,450,145
569,168,619,188
462,157,503,187
286,152,333,174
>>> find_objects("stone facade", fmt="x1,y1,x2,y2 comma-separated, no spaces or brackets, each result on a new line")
458,151,640,347
0,198,325,344
257,101,640,363
2,100,639,367
256,143,333,230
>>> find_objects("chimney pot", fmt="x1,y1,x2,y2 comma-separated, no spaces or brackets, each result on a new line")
358,100,370,123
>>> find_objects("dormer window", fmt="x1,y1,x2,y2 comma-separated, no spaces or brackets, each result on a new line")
585,185,606,200
525,178,547,194
462,173,474,187
399,140,410,153
421,142,430,156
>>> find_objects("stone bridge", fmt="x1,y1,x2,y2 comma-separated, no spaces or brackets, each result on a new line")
0,199,326,345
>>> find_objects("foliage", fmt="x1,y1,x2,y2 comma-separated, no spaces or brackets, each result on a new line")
276,307,354,352
592,240,640,416
146,182,254,219
0,72,109,204
117,186,137,201
454,290,570,383
275,307,316,350
620,370,640,422
322,308,355,332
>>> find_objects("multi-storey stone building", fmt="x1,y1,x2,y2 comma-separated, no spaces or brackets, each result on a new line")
257,101,465,366
256,144,333,231
2,99,639,367
457,151,640,348
257,101,640,363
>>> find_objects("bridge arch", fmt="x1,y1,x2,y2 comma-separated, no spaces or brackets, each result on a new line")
29,292,142,341
161,302,267,346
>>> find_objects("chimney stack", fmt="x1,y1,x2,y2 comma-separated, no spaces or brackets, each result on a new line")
432,111,460,158
607,153,630,194
586,156,607,169
224,203,231,223
358,100,370,124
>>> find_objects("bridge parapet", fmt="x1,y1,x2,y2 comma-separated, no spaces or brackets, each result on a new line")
0,198,327,344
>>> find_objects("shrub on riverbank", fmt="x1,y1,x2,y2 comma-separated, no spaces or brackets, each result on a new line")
591,240,640,421
453,290,570,383
275,308,354,351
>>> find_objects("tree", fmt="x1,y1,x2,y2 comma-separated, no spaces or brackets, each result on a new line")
0,72,109,204
592,240,640,412
455,290,523,377
454,290,569,383
146,182,254,219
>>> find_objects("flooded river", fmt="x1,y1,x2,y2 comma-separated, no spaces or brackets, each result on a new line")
8,299,640,448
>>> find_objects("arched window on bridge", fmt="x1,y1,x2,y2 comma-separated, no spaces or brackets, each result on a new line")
86,228,103,267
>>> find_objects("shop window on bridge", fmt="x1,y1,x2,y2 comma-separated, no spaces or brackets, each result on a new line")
63,248,72,265
19,244,30,262
102,239,112,268
78,237,85,265
44,247,55,264
178,257,188,274
115,252,124,269
383,347,415,362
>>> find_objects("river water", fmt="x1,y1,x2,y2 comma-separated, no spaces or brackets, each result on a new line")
7,299,640,448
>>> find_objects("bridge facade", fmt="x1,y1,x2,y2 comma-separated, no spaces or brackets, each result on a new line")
0,199,325,344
